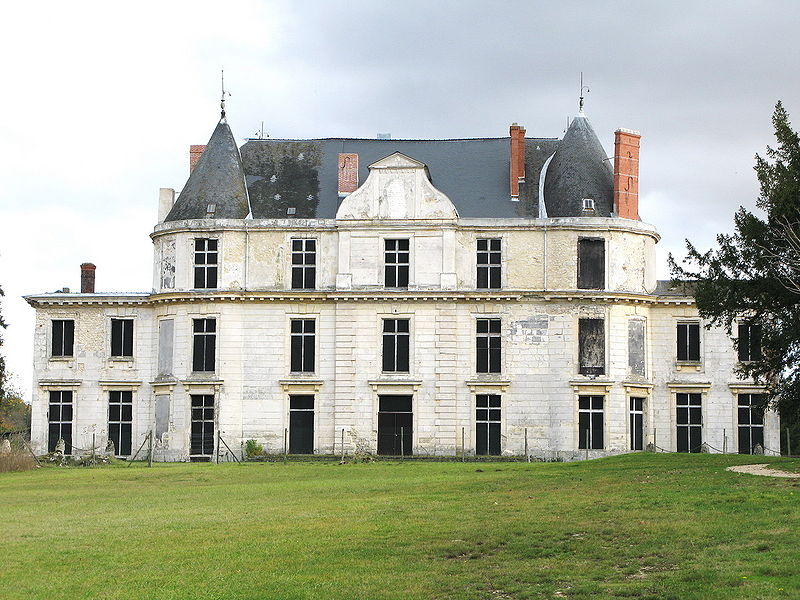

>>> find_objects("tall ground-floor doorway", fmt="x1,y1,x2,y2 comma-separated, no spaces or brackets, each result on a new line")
378,395,412,455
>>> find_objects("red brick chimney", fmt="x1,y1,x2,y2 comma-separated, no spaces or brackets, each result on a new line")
613,129,641,220
509,123,526,199
190,145,207,173
338,153,359,196
80,263,96,294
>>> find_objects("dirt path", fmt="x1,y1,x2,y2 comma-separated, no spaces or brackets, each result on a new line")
726,463,800,478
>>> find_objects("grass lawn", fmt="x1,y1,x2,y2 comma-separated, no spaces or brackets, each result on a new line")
1,453,798,600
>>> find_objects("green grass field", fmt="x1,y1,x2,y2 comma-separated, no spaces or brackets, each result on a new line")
1,454,798,600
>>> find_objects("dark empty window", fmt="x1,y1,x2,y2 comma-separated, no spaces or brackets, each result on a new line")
289,395,314,454
377,395,412,455
190,395,215,456
290,319,315,372
385,239,409,288
382,319,410,372
48,390,73,454
52,319,74,357
577,238,605,289
192,318,216,372
477,238,501,289
108,390,133,456
110,319,134,357
476,318,501,373
291,239,316,289
579,318,605,375
677,322,701,362
738,321,762,362
194,238,218,289
476,394,501,455
578,395,604,449
738,394,765,454
676,393,702,453
630,397,644,451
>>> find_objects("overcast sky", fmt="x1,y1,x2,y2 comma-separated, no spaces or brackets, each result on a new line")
1,0,799,399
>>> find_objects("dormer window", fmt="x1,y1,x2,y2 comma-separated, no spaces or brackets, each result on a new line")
206,204,216,216
582,198,595,211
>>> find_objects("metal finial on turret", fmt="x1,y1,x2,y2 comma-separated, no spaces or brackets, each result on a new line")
220,69,231,120
579,72,590,113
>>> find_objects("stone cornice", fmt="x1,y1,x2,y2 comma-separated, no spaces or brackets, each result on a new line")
25,289,696,308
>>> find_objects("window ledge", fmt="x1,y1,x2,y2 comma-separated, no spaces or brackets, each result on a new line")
465,379,511,392
369,379,423,392
49,356,74,362
279,379,324,392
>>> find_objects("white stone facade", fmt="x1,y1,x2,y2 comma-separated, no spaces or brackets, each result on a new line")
26,152,780,460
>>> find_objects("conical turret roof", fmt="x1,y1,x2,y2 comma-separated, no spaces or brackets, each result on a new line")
165,119,250,221
543,113,613,217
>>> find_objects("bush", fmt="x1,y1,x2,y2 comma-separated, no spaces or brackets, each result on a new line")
245,439,264,458
0,436,37,473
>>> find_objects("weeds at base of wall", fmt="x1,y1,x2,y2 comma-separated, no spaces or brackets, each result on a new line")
0,451,37,473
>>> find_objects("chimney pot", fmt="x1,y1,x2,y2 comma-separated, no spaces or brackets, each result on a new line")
80,262,96,294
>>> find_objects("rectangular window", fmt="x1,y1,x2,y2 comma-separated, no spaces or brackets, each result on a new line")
578,395,604,449
629,397,645,451
108,390,133,456
676,393,702,453
677,322,701,362
377,395,412,455
192,318,216,372
110,318,134,357
290,319,315,373
577,238,605,289
384,239,409,288
476,319,501,373
579,318,605,375
477,238,501,289
289,395,314,454
291,239,316,290
48,390,73,454
382,319,410,372
51,319,74,357
193,238,218,289
738,393,765,454
190,395,215,456
476,394,501,455
738,322,762,362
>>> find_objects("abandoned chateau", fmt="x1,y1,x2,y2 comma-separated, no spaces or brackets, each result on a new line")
25,106,780,460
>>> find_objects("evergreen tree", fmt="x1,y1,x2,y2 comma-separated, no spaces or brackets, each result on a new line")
671,102,800,426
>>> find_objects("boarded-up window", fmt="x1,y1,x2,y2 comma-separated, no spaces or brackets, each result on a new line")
738,322,762,362
677,322,700,362
578,239,605,289
628,319,645,376
579,318,605,375
157,319,174,376
155,395,170,441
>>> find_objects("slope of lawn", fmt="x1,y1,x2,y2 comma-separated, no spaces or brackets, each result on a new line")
1,453,798,600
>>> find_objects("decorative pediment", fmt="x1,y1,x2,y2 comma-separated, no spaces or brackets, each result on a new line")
336,152,459,221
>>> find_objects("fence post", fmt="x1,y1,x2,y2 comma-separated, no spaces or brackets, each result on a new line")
341,428,345,462
585,430,589,461
216,430,221,464
787,427,792,457
654,428,657,452
148,431,153,468
92,433,96,463
284,428,288,462
461,427,465,462
723,429,727,454
525,427,529,463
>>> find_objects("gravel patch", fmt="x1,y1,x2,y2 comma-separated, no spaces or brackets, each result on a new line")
726,463,800,478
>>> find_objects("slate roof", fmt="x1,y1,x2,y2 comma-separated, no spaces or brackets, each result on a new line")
165,119,250,221
168,113,620,221
543,113,614,218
